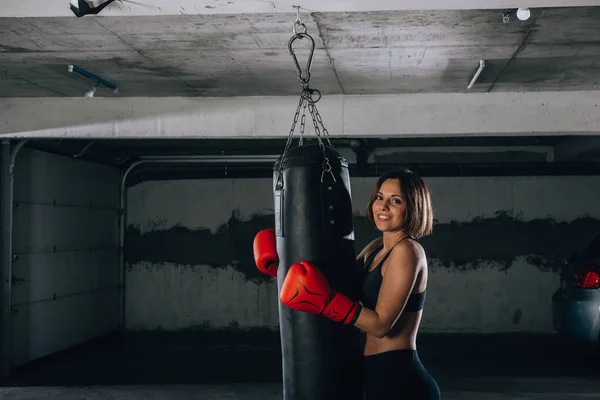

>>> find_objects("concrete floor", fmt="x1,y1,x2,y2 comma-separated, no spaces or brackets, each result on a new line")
1,331,599,399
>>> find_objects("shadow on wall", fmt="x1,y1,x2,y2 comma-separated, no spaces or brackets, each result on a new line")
125,210,600,281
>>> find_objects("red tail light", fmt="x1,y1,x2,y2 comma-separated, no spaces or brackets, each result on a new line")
574,265,600,289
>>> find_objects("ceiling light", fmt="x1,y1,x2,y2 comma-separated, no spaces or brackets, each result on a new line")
516,8,531,21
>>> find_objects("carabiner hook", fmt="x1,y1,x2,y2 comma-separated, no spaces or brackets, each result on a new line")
288,31,315,84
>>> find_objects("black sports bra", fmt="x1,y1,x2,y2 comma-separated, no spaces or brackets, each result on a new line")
360,238,426,312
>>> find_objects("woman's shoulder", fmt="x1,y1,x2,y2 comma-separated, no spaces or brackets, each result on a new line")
387,237,425,266
357,237,383,260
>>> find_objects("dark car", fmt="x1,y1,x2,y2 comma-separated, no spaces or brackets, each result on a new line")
552,232,600,348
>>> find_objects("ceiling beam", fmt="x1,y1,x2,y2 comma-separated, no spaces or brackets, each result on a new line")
2,0,600,17
1,91,600,139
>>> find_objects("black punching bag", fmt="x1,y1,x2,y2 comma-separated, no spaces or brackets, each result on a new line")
273,143,363,400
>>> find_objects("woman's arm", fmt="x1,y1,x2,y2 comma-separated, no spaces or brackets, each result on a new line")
278,238,418,330
353,242,419,338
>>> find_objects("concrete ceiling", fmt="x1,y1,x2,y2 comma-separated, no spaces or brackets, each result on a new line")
4,1,600,17
2,6,600,97
2,1,600,168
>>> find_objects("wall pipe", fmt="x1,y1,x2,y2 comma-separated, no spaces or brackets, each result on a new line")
72,141,96,159
138,155,280,162
117,154,279,330
0,139,29,378
467,60,486,90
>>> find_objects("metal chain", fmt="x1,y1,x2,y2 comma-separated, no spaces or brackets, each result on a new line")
276,94,307,187
280,11,337,184
286,94,306,154
306,91,336,183
310,101,332,147
299,95,308,146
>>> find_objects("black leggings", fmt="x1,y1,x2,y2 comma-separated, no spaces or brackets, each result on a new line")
364,349,440,400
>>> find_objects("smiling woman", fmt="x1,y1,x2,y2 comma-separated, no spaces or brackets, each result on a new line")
355,169,440,399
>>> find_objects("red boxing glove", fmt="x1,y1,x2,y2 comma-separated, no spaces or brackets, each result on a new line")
253,229,279,278
280,261,362,325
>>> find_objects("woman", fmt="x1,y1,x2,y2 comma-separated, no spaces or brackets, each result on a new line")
278,169,440,399
354,169,440,399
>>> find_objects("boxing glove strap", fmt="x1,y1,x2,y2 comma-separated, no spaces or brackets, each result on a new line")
321,292,362,325
350,303,362,325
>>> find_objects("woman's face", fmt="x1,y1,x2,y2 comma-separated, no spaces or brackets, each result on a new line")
371,178,407,232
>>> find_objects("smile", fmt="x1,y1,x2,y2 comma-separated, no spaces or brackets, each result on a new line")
377,215,391,221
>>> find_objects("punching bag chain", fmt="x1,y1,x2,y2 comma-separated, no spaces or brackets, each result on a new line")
306,93,335,184
299,94,308,145
279,94,306,181
276,10,337,188
289,7,313,85
278,89,336,185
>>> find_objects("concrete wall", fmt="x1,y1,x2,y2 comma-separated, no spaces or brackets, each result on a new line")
125,175,600,334
11,149,121,366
